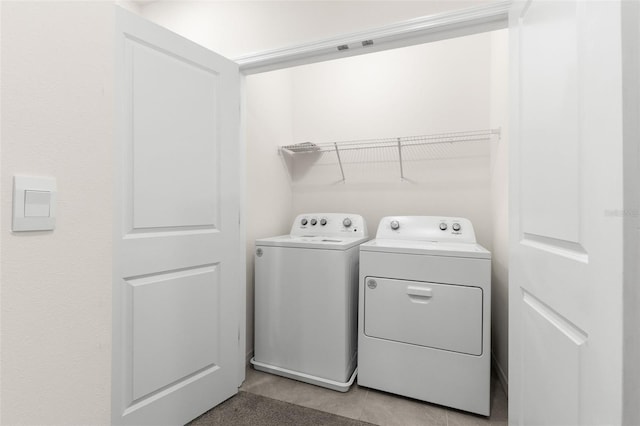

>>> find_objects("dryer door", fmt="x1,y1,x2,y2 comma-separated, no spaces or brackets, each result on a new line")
364,277,483,355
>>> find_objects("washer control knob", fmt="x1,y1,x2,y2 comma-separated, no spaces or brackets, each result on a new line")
439,222,448,231
320,218,327,226
343,218,352,228
452,223,461,232
310,218,318,226
301,218,308,226
390,220,400,230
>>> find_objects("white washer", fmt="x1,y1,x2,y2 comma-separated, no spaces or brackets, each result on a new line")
252,213,368,392
358,216,491,415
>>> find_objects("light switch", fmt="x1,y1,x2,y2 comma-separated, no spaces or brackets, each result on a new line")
24,190,51,217
13,176,57,232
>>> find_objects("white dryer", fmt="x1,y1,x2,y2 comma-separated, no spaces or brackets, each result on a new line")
252,213,368,392
358,216,491,415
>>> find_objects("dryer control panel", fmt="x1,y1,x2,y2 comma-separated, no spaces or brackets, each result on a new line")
291,213,368,237
376,216,476,243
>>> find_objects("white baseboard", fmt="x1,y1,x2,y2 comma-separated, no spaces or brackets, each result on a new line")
491,351,508,398
246,350,254,366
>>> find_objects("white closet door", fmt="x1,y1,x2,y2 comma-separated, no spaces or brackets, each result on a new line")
509,1,624,424
113,7,241,425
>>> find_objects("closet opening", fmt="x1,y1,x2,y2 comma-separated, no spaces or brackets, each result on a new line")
243,27,510,394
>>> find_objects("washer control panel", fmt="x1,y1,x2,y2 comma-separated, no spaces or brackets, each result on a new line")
291,213,367,237
376,216,476,243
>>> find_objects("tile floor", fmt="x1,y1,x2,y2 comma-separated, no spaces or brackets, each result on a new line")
240,367,508,426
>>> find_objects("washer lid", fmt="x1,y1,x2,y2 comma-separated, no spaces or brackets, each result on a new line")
360,238,491,259
256,234,370,250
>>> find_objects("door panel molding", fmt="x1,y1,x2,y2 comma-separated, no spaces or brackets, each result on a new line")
124,36,221,231
125,225,219,237
521,296,584,425
522,290,588,345
519,0,582,244
521,233,588,264
129,265,220,399
123,365,221,416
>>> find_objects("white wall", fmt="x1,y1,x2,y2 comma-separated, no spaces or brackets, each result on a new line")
489,28,509,391
115,0,143,15
242,34,506,369
0,2,114,424
142,0,496,59
281,32,510,384
288,34,494,250
244,70,295,360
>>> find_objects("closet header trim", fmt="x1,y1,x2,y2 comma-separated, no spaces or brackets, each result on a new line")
234,1,511,75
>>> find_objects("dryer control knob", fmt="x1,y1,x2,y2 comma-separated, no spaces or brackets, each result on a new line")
390,220,400,230
320,218,327,226
310,218,317,226
439,222,448,231
452,223,461,232
301,218,308,226
343,218,352,228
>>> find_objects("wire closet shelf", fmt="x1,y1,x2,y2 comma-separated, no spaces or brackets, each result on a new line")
279,128,501,181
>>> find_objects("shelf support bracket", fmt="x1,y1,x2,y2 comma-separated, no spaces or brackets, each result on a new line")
397,138,405,180
334,143,346,182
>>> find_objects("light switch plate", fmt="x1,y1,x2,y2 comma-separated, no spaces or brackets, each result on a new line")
13,176,57,232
